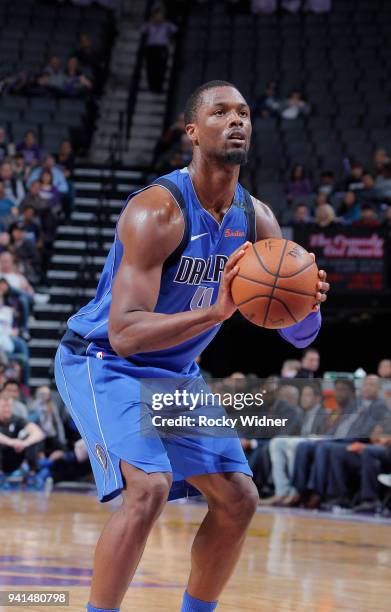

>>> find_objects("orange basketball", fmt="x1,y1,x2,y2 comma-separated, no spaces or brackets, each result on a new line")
231,238,319,329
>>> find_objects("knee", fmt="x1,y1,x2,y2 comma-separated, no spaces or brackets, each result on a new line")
122,468,172,518
217,478,259,524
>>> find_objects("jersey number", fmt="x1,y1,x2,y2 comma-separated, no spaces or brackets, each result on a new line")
190,286,214,310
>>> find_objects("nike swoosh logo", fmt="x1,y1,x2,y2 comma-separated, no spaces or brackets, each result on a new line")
190,233,208,241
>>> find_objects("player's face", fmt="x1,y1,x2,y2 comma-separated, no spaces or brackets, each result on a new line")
188,87,251,165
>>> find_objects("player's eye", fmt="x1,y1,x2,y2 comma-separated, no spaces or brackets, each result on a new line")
214,109,224,116
240,110,249,117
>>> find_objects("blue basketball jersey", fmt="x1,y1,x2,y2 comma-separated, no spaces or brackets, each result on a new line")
67,167,256,373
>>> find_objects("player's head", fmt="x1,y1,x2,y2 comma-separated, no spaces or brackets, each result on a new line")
184,80,251,166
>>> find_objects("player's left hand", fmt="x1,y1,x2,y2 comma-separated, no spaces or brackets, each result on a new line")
309,253,330,312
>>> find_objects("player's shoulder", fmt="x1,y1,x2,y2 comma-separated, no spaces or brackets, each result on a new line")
248,194,282,239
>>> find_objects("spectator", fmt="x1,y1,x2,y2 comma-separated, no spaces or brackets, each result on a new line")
19,205,42,246
254,81,280,118
0,397,44,486
280,359,302,378
267,383,327,506
37,55,67,95
38,170,61,213
153,113,185,162
15,131,42,167
280,90,310,120
0,181,18,227
27,155,68,196
64,57,93,97
0,379,28,419
359,172,380,207
142,6,177,93
12,153,30,185
0,290,30,385
285,165,313,203
0,251,35,297
353,204,380,227
0,162,25,207
0,127,14,162
372,148,390,177
290,203,312,225
28,386,67,458
317,171,335,197
377,359,391,379
342,161,365,192
0,277,30,340
8,221,41,285
296,348,320,379
374,162,391,200
55,140,75,179
250,0,277,12
338,191,361,223
74,34,101,79
314,203,339,228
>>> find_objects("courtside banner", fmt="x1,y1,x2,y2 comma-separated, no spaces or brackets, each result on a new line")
293,226,389,293
138,377,391,439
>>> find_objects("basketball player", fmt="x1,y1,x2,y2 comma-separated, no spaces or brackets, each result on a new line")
54,81,329,612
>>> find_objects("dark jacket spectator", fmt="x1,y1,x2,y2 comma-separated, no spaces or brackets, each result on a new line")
338,191,361,223
64,57,93,97
0,182,18,227
0,162,25,206
15,131,42,167
8,221,41,284
286,165,313,203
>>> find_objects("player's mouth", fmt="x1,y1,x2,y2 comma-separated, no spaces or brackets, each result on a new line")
227,130,246,145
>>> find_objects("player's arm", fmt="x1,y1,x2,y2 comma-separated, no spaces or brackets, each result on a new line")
252,197,329,348
108,187,249,357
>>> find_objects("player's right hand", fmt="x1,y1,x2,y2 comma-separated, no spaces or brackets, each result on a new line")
212,242,251,322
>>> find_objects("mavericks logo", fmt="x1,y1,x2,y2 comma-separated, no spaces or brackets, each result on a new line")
95,443,108,470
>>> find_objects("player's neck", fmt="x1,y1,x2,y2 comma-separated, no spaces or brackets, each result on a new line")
188,159,239,213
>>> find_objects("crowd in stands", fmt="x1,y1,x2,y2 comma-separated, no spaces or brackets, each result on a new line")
0,130,75,388
1,34,101,99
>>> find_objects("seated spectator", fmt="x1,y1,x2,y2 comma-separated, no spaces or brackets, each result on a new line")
280,359,302,378
266,383,327,507
289,203,312,225
74,34,101,79
285,165,313,203
37,55,67,96
21,180,47,213
12,153,30,185
377,358,391,379
0,397,44,486
0,181,18,227
314,203,340,228
0,277,30,340
0,127,14,162
280,90,310,120
0,224,10,253
15,131,43,167
64,57,93,97
153,113,185,162
372,148,390,177
8,221,41,285
28,386,68,458
342,161,365,192
338,191,361,223
38,170,61,213
359,172,380,207
0,251,35,296
254,81,280,118
0,379,28,419
155,134,193,175
0,162,25,206
317,171,335,197
19,205,42,246
374,161,391,201
0,291,30,385
55,140,75,179
353,204,380,227
27,155,68,196
295,348,320,379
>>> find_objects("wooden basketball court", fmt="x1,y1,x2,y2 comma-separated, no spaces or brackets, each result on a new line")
0,492,390,611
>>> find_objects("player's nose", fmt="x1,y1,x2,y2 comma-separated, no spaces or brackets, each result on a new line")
228,113,244,127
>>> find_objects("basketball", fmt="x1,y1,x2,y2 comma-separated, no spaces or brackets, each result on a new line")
231,239,319,329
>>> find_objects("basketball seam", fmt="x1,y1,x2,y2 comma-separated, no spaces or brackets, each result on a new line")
237,293,298,324
277,260,317,278
237,273,316,298
262,239,289,326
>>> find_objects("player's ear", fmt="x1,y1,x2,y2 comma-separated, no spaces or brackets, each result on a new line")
186,123,198,146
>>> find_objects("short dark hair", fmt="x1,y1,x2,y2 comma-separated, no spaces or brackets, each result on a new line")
303,348,319,357
335,378,355,393
3,379,19,388
184,80,238,125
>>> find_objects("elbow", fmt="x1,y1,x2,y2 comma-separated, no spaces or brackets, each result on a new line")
108,326,139,358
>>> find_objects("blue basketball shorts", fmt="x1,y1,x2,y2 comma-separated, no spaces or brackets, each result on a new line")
54,330,252,503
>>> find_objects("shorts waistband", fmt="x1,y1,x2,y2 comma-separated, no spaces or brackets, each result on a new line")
61,328,92,356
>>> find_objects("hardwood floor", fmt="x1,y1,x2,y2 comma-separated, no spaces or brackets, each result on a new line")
0,492,390,611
